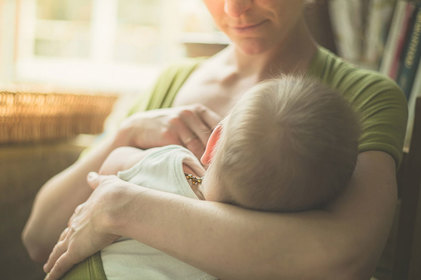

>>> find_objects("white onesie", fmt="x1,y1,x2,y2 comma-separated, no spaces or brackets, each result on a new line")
101,145,216,280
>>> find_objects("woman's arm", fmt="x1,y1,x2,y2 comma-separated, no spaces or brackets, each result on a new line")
21,136,119,263
44,150,397,280
113,151,397,279
22,104,220,263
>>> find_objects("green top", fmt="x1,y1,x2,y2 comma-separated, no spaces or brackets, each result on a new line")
307,47,408,166
127,59,204,114
129,47,408,166
64,47,408,280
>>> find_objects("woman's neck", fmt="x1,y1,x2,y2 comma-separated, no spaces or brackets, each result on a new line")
226,19,318,80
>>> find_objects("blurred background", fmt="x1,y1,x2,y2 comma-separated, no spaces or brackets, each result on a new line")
0,0,228,94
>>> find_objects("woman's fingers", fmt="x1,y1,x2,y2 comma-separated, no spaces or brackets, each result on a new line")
176,105,222,157
180,109,211,147
87,172,100,190
42,175,122,279
195,105,221,131
87,173,121,191
45,251,74,280
58,227,70,242
167,109,206,157
114,104,221,156
169,116,198,146
43,231,69,273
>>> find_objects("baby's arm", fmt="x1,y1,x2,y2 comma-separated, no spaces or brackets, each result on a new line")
99,146,148,175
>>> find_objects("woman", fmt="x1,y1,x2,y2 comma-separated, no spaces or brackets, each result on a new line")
23,0,407,279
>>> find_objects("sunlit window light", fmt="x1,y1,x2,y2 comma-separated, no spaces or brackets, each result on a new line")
1,0,229,95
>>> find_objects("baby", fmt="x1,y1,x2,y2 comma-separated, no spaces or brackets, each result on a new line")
95,75,361,280
201,75,361,212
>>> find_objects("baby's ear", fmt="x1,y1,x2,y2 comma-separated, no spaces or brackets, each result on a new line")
201,124,222,165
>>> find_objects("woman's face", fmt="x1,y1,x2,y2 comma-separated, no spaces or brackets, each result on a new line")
202,0,305,55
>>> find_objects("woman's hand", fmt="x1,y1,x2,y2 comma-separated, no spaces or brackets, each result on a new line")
115,104,221,158
43,173,126,280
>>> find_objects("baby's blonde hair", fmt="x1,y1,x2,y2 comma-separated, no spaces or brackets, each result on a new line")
210,75,360,212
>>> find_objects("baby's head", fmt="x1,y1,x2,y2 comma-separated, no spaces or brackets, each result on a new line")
201,75,360,212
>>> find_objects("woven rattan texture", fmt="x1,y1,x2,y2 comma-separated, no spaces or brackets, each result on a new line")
0,91,117,143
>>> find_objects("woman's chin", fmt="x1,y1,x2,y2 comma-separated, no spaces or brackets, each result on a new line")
234,39,273,56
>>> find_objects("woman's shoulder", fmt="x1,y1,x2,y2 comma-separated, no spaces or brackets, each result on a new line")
309,48,408,166
309,47,405,102
154,58,206,91
128,58,206,114
161,58,206,77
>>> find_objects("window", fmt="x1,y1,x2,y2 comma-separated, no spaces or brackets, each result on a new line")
12,0,228,93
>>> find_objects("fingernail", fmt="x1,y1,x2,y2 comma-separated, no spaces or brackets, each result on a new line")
87,172,98,181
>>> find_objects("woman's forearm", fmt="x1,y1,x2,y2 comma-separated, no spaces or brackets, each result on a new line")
24,105,219,264
109,188,344,279
22,136,119,263
107,151,397,280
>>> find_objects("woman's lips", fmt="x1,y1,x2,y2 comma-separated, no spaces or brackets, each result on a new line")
230,20,267,33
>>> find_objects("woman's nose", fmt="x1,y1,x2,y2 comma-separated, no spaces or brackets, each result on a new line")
224,0,252,18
